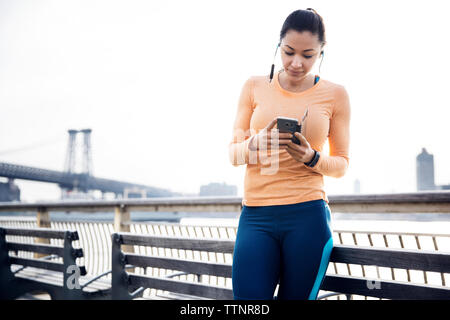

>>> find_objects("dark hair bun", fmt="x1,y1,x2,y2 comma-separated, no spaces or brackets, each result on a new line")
280,9,326,46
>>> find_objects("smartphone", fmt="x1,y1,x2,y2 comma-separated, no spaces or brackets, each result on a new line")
277,116,301,145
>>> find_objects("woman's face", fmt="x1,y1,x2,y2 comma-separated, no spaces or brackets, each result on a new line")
280,29,323,80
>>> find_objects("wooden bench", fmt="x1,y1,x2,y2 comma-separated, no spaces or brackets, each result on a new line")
111,232,234,300
323,244,450,299
0,227,111,300
110,232,450,300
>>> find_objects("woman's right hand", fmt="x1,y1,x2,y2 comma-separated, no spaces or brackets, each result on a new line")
248,118,293,151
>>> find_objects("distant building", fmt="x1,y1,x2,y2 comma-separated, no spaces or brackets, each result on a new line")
416,148,436,191
124,187,147,199
199,182,237,196
0,179,20,202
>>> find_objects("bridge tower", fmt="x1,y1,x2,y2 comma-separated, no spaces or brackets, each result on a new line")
64,129,78,174
81,129,93,176
61,128,94,199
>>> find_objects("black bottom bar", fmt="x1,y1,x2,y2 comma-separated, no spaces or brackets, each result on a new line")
1,299,449,319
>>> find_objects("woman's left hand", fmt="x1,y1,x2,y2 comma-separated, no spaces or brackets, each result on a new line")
286,132,315,163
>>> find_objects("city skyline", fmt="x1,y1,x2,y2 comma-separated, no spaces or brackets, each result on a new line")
0,145,447,201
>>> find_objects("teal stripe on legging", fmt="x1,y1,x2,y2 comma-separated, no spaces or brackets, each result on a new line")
308,236,333,300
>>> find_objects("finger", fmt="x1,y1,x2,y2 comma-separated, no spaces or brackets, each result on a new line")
270,137,292,144
278,132,294,139
287,137,300,146
286,146,301,158
267,128,280,140
266,118,278,130
295,132,309,146
279,139,294,146
268,130,293,138
286,142,298,152
285,147,296,156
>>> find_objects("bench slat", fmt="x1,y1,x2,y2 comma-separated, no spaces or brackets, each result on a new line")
331,245,450,273
2,227,77,240
128,274,233,300
14,268,64,287
125,253,232,278
14,270,110,293
9,256,65,273
7,242,64,256
12,266,111,291
119,233,235,253
321,274,450,300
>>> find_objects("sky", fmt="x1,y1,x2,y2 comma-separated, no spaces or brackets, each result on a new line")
1,0,450,202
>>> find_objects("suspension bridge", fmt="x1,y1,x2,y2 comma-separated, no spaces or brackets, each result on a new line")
0,129,181,201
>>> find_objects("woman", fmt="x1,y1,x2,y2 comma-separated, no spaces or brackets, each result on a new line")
228,8,351,300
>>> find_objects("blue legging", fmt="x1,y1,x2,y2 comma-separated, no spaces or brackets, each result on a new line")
232,199,333,300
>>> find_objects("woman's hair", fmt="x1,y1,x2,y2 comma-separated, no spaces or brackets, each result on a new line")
279,8,326,47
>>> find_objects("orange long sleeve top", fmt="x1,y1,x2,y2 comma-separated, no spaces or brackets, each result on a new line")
229,70,351,206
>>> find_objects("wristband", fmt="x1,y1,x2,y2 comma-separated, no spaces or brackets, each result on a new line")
304,150,320,167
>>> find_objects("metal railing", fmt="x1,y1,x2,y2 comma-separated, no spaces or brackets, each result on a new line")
1,191,449,299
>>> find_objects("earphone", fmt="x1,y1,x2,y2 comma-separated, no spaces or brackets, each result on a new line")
269,43,281,83
269,43,324,82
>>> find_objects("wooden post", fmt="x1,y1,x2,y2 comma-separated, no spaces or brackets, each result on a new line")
114,205,134,272
35,207,51,258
